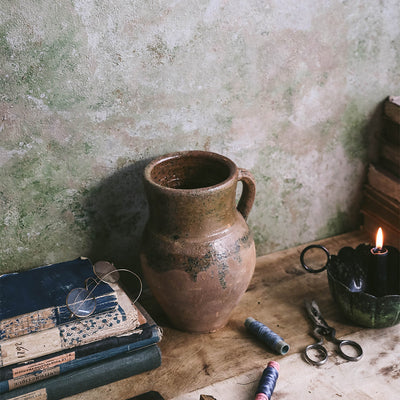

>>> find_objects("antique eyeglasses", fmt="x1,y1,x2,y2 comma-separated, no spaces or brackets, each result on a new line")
66,261,142,318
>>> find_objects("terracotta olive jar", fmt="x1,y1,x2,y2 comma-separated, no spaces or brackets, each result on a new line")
140,151,256,333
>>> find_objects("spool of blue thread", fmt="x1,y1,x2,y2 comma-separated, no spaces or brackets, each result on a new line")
245,317,290,355
255,361,279,400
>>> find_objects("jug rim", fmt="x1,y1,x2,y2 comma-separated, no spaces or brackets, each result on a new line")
144,150,237,193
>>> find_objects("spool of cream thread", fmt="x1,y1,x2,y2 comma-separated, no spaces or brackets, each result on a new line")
245,317,290,355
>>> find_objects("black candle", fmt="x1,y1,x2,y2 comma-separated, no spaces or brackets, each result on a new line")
368,227,389,297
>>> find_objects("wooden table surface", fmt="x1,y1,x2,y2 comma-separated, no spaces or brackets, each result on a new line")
67,230,400,400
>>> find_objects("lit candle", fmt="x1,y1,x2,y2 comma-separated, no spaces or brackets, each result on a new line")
368,227,389,297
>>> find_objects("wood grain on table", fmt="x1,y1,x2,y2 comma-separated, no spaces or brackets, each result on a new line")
68,230,394,400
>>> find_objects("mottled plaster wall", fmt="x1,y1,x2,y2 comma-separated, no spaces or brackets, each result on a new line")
0,1,399,273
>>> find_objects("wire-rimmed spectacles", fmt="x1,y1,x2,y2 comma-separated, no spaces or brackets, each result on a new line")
66,261,142,318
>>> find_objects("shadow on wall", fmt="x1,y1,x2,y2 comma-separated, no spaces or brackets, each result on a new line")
83,158,153,277
328,98,385,239
365,99,385,165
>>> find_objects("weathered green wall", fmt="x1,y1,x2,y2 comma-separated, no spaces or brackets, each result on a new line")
1,1,399,273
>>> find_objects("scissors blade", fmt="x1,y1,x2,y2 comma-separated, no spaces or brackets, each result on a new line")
305,300,331,331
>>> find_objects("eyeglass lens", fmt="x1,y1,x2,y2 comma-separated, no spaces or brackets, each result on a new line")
66,287,96,318
66,261,141,319
94,261,120,283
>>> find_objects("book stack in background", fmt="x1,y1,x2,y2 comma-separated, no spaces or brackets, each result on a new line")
361,95,400,247
0,257,162,400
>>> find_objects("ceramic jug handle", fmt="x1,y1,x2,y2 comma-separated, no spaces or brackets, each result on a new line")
237,168,256,220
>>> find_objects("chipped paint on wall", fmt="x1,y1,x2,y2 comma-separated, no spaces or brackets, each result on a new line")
0,0,399,272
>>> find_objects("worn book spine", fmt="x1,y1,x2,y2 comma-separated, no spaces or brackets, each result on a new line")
0,257,117,341
379,139,400,178
0,282,140,367
382,116,400,146
384,95,400,125
367,164,400,202
363,184,400,211
0,324,162,394
361,195,400,228
2,344,162,400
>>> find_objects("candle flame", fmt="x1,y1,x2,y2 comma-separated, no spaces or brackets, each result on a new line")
375,227,384,249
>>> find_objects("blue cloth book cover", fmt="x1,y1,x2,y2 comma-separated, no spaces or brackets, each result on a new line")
0,275,140,367
0,257,118,340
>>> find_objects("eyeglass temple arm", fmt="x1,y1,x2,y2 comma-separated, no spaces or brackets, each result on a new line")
89,268,143,306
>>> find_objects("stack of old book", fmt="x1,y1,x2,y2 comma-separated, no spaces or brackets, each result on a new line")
361,95,400,247
0,257,162,400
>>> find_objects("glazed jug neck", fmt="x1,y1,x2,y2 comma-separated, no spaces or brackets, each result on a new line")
143,151,241,237
144,178,238,237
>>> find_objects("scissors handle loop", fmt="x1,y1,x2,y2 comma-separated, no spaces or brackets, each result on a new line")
300,245,330,273
304,343,328,366
336,339,363,361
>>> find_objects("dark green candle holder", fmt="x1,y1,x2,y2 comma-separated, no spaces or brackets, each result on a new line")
300,243,400,328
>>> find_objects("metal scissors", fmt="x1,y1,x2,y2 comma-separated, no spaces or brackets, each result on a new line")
304,300,363,366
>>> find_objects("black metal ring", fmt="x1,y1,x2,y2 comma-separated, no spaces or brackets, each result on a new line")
300,244,330,273
304,343,328,366
337,340,363,361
